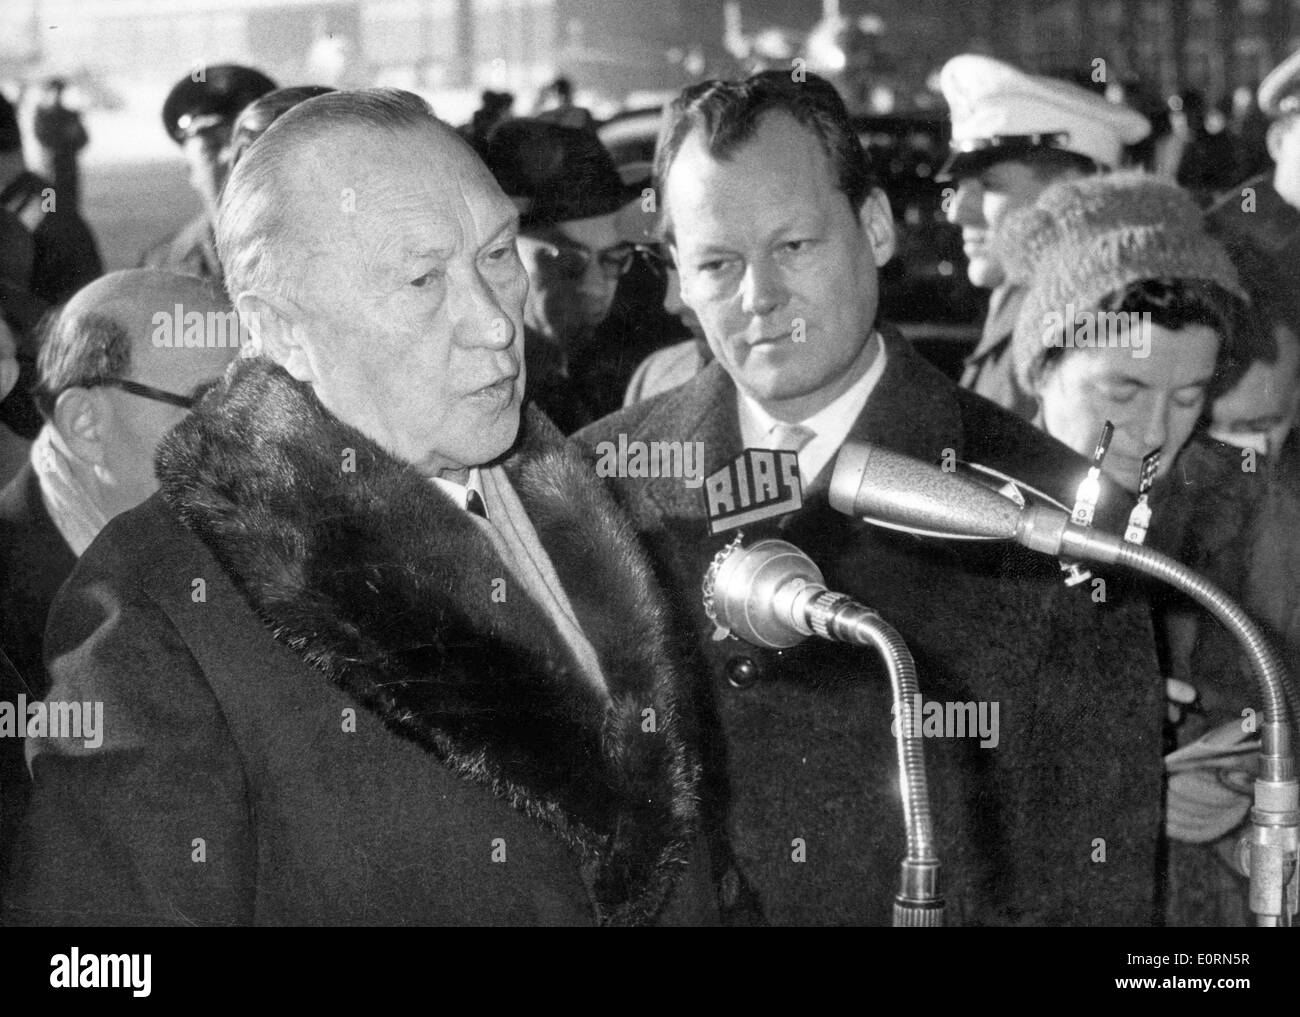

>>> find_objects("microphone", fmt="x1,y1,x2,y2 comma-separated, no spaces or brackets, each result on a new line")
701,534,944,926
830,441,1026,541
829,438,1300,926
702,535,890,649
829,439,1124,561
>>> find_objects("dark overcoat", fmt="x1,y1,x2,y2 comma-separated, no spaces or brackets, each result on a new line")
4,360,716,926
577,328,1166,926
0,462,76,906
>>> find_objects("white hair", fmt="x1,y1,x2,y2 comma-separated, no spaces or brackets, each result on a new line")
216,88,443,311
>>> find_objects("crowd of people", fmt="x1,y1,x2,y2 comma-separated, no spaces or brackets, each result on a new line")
0,42,1297,926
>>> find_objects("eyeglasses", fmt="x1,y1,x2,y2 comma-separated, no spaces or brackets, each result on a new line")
95,378,198,410
533,238,642,282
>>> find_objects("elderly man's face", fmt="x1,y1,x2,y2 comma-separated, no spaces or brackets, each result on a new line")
284,126,527,479
664,111,895,421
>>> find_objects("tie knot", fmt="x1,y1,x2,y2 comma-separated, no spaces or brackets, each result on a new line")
769,423,815,454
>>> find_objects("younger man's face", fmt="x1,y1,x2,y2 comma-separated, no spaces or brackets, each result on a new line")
945,160,1052,289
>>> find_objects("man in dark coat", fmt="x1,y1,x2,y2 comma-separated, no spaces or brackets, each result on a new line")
578,71,1165,926
5,89,716,926
0,269,236,911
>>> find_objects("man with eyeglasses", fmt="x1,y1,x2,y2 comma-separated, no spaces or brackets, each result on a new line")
483,118,645,433
0,268,235,907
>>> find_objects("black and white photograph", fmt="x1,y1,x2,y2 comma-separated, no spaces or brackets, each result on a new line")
0,0,1296,992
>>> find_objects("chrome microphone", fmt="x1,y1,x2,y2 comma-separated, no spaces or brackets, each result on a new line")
701,534,892,650
829,438,1300,926
701,533,945,926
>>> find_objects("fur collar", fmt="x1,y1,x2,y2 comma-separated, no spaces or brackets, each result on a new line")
155,358,699,925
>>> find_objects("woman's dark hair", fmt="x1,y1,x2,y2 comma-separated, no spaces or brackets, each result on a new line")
1040,277,1250,399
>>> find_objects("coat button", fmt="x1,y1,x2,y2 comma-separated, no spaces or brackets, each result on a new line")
724,656,759,689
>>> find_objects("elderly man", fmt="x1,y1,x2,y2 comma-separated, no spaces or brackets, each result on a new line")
940,55,1149,419
4,89,714,927
578,72,1164,926
1,268,236,909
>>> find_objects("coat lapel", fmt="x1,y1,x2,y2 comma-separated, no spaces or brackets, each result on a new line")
155,359,698,925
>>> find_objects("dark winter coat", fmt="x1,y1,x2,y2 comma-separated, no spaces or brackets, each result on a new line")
4,359,716,926
577,327,1166,926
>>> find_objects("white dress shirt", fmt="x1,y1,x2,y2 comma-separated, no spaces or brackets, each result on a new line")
737,332,888,485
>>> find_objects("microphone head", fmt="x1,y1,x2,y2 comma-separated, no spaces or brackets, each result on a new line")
830,441,1022,540
702,536,825,649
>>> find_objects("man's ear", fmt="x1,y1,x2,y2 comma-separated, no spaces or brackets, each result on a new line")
235,291,317,383
859,188,897,268
52,387,108,466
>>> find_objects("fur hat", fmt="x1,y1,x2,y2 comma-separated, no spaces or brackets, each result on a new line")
1000,171,1245,391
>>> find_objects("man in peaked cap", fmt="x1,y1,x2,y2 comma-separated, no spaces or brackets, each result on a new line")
1206,48,1300,323
939,54,1149,420
139,64,276,280
482,118,645,433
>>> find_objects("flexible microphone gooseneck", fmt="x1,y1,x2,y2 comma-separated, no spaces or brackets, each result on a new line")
830,440,1300,926
703,535,944,926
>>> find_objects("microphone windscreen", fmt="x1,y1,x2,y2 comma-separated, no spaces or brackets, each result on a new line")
830,441,1022,540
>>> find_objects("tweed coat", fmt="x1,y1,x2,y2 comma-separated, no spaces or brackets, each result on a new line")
3,359,716,926
577,327,1166,926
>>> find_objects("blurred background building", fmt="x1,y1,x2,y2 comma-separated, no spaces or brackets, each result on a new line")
4,0,1299,122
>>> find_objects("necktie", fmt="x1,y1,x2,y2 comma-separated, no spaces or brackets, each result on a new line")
466,488,489,519
769,422,815,454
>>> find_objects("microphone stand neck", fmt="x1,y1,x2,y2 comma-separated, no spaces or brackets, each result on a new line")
1019,508,1300,926
810,592,945,926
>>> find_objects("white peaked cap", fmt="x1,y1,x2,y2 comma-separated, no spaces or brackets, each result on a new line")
938,54,1151,180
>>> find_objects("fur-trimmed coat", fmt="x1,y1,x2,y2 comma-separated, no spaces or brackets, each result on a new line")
3,359,716,926
577,327,1166,926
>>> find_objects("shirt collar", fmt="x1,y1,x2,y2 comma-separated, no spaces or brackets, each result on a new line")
431,467,487,517
743,332,883,444
737,332,888,481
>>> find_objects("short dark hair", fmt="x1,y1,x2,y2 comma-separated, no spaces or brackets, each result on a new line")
34,309,132,419
1040,277,1249,397
654,71,877,243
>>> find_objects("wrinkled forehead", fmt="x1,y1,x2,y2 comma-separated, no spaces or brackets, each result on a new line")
286,124,516,270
